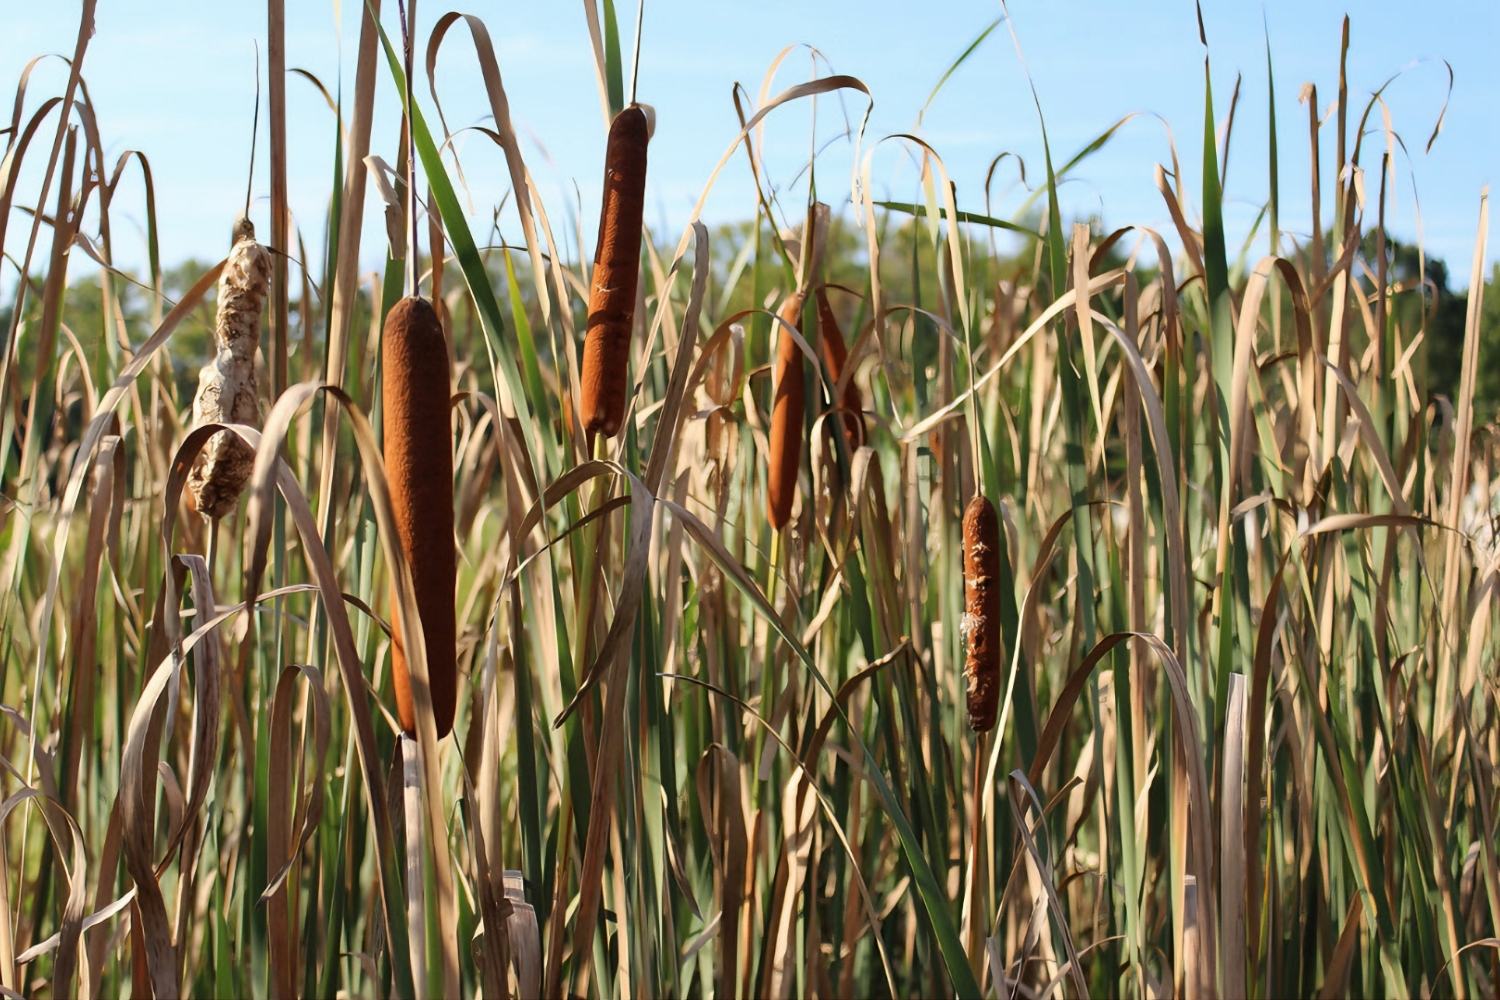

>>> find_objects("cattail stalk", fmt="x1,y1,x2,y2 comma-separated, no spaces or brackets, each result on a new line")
580,105,649,438
962,495,1000,731
815,286,863,448
382,295,457,738
767,291,807,531
187,218,271,519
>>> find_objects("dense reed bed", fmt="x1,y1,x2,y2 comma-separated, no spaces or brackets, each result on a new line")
1,2,1497,997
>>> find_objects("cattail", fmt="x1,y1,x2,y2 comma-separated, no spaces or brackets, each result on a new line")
382,295,457,738
767,291,807,531
186,218,271,519
580,105,649,438
961,495,1001,731
815,286,864,448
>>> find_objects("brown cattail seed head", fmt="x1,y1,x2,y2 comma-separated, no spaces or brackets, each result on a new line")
382,296,457,738
581,105,649,438
962,495,1001,731
767,290,807,531
815,286,863,448
186,220,271,519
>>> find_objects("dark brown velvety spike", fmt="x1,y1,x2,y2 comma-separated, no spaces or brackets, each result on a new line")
581,105,650,438
767,291,807,531
962,494,1001,731
382,295,457,738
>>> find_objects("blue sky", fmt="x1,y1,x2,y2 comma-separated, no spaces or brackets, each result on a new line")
5,1,1496,289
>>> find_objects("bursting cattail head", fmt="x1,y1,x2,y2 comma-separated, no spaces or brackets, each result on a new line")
961,495,1001,731
215,217,270,359
815,286,863,448
186,219,271,519
767,290,807,531
581,105,650,439
382,295,458,738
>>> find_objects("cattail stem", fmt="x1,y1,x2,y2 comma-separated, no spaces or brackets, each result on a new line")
765,526,783,610
964,733,988,971
628,0,645,105
758,525,783,796
400,733,428,1000
206,519,220,580
575,431,611,643
397,0,419,299
243,43,259,222
581,106,649,438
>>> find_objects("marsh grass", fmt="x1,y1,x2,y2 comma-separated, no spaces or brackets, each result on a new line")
0,2,1496,998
